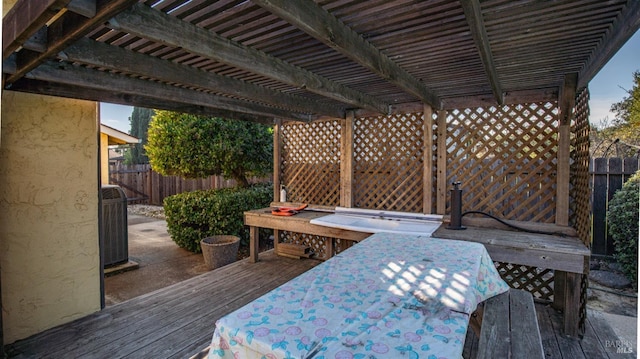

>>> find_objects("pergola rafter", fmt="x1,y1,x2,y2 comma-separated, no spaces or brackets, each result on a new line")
253,0,442,109
1,0,638,120
20,60,312,122
577,0,640,88
460,0,503,105
60,38,344,119
108,2,390,115
3,0,138,84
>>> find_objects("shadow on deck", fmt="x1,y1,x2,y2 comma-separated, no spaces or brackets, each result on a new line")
5,251,634,358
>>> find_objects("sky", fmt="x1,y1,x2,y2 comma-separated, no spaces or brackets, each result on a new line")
589,30,640,128
100,30,640,134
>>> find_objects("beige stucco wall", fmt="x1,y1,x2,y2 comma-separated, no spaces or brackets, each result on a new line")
0,91,101,344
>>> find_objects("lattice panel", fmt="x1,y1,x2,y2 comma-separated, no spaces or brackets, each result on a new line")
333,238,356,256
570,88,591,247
353,113,424,212
281,119,341,206
495,262,554,301
579,272,588,336
446,103,559,222
279,231,331,260
571,88,591,337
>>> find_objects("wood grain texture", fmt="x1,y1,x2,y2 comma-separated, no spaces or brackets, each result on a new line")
253,0,440,109
478,289,544,359
108,3,387,114
477,290,511,359
5,255,625,358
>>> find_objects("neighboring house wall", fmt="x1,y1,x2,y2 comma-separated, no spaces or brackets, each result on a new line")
99,125,139,186
101,132,110,185
0,91,101,344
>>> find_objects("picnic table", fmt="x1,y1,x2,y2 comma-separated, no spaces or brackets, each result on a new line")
208,232,509,358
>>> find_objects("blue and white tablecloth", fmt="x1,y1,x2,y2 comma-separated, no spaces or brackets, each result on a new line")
209,232,509,359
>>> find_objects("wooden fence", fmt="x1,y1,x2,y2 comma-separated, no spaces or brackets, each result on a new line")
109,163,270,205
590,157,639,257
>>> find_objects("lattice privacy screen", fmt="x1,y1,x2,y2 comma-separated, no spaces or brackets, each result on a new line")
570,88,591,247
281,119,341,206
496,262,554,301
278,100,591,334
279,232,332,260
571,88,592,336
446,103,559,222
353,113,425,212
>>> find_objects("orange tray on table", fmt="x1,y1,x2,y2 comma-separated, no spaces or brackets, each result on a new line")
271,204,308,216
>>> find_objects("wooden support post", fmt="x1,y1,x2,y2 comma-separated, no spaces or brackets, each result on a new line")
556,125,570,225
553,271,566,310
326,238,334,258
562,272,582,337
436,110,447,215
423,104,434,214
553,270,582,337
556,74,577,226
249,225,259,263
273,229,280,255
340,112,354,208
273,119,282,201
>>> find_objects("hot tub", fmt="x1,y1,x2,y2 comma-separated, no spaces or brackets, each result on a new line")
309,207,443,236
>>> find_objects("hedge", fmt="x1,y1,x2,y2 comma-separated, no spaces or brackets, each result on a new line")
608,171,639,288
164,183,273,252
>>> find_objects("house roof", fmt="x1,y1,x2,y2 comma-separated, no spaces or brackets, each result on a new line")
100,124,140,145
3,0,640,123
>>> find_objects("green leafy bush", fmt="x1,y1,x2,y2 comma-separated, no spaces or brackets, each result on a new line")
164,183,273,252
608,171,639,287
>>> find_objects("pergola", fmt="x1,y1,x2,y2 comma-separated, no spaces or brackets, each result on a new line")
2,0,640,344
3,0,639,121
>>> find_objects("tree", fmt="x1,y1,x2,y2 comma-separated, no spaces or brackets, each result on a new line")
145,111,272,187
125,107,154,164
611,71,640,128
591,71,640,157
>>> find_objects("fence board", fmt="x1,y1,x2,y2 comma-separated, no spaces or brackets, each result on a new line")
591,158,609,256
109,163,269,205
590,157,639,257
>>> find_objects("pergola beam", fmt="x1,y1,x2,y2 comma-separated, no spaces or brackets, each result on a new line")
22,61,312,122
108,3,389,114
460,0,504,105
4,0,138,84
60,38,345,119
10,78,277,125
578,0,640,88
253,0,442,110
2,0,70,59
67,0,97,18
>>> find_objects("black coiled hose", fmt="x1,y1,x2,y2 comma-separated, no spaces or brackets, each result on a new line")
462,211,567,237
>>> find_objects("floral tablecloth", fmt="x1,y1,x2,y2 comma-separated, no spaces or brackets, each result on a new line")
208,233,509,359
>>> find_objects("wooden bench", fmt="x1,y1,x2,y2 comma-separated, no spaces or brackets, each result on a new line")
432,223,589,337
476,289,544,359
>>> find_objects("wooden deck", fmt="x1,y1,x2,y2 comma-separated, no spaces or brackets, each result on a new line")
6,251,634,359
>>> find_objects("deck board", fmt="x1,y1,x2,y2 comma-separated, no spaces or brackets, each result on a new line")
6,251,318,359
5,251,631,359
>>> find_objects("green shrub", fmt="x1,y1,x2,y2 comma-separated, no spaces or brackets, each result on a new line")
608,171,639,287
164,183,273,252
